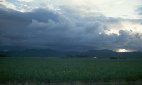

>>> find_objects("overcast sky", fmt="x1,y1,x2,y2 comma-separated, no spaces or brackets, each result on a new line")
0,0,142,51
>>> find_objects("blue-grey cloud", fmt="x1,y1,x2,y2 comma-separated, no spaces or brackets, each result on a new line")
137,7,142,15
0,7,142,51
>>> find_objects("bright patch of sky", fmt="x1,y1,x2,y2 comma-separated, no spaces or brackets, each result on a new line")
1,0,142,19
104,20,142,35
116,49,135,52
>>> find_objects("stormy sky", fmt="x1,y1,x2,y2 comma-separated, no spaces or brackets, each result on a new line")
0,0,142,52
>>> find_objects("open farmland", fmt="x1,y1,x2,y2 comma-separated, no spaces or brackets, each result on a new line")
0,57,142,85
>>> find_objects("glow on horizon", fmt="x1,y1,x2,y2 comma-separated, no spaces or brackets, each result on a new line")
116,49,134,52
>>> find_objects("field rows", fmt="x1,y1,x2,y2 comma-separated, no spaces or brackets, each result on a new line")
0,57,142,82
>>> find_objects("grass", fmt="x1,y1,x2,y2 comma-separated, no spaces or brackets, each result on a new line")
0,57,142,83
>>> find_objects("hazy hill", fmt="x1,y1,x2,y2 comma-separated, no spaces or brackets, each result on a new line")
0,46,142,59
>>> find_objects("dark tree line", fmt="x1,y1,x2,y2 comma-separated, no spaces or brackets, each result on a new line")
0,52,8,57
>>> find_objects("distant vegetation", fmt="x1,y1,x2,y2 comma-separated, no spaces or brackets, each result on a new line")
0,57,142,83
2,49,142,59
0,53,8,57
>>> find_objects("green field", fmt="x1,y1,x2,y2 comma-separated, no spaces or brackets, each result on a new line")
0,57,142,84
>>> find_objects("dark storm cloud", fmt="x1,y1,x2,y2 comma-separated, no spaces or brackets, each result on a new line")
0,7,142,51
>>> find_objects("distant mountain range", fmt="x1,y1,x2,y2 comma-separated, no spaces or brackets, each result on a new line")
0,46,142,59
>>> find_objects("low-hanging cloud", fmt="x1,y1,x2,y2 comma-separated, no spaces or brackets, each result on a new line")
0,6,142,51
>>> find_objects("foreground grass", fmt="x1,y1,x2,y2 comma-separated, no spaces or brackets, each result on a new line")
0,57,142,83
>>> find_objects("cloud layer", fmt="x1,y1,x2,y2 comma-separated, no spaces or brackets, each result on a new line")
0,0,142,51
